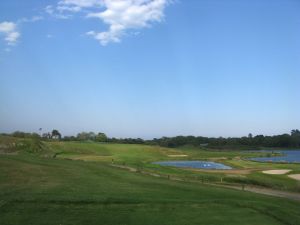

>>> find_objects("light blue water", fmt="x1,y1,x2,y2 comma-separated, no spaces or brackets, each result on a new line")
250,150,300,163
153,161,232,170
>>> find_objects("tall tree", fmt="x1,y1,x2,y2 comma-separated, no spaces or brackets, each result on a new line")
51,130,61,140
95,132,107,142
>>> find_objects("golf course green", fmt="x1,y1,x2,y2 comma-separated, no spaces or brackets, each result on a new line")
1,136,300,225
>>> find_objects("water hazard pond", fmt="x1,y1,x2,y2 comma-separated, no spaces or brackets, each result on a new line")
249,150,300,163
153,150,300,170
153,161,232,170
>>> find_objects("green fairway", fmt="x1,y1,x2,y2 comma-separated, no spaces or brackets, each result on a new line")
44,141,300,192
1,137,300,224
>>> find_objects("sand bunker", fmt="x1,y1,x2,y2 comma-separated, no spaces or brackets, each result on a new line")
262,169,291,175
288,174,300,181
167,154,188,157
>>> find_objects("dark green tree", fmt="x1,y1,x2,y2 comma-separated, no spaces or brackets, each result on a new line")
95,132,107,142
51,130,61,140
77,132,96,141
291,129,300,147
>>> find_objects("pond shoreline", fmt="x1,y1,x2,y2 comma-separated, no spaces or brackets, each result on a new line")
248,150,300,164
153,160,232,170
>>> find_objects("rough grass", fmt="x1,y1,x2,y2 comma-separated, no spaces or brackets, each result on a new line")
42,141,300,192
1,137,300,224
1,154,300,225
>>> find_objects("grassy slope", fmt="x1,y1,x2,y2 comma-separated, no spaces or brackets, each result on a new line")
1,154,300,225
47,141,300,192
1,137,300,224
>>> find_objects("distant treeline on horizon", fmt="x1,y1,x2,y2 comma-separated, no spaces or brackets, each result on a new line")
2,129,300,149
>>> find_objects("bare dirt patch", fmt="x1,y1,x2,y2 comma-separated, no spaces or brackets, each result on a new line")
288,174,300,181
60,154,113,162
262,169,291,175
184,168,254,175
0,150,18,155
167,154,188,157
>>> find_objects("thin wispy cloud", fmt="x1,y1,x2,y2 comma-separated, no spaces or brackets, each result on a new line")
86,0,170,45
19,16,44,23
46,34,54,38
1,0,171,49
47,0,171,45
45,5,72,19
57,0,103,12
0,16,42,48
0,21,20,45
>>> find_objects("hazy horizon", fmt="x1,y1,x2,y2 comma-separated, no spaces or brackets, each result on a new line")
1,0,299,139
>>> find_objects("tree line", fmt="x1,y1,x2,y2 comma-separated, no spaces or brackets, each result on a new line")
2,129,300,149
148,130,300,149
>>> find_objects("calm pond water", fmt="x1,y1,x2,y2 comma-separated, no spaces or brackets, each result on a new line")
250,150,300,163
153,161,232,170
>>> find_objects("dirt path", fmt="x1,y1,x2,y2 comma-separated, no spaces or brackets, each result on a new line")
111,164,300,202
244,186,300,201
184,168,256,175
111,164,138,172
214,184,300,201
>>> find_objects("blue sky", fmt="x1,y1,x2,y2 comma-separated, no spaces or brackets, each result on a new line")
0,0,299,138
